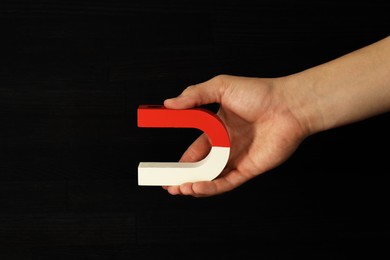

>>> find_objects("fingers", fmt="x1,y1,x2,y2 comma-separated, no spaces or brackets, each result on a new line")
164,169,248,197
179,134,211,162
162,75,235,197
164,75,228,109
161,134,211,192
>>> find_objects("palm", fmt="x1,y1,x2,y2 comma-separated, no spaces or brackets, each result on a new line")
217,79,304,184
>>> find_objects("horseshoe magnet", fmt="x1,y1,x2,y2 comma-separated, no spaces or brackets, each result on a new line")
137,105,230,186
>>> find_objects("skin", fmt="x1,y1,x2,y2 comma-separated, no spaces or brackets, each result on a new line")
162,35,390,197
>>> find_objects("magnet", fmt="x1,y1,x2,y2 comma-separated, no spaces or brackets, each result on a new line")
137,105,230,186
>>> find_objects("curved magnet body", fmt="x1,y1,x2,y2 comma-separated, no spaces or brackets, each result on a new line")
137,105,230,186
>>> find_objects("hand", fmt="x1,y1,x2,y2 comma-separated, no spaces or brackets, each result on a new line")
162,36,390,197
162,75,309,197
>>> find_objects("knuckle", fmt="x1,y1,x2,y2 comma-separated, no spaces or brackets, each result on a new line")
213,74,230,84
182,84,196,94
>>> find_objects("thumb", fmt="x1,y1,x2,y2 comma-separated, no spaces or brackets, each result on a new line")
164,76,227,109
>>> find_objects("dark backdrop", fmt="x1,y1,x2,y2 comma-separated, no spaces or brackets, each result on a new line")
1,1,389,259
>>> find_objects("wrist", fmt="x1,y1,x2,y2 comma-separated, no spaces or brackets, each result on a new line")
274,72,326,137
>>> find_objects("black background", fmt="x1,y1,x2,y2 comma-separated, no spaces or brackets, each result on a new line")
1,0,389,259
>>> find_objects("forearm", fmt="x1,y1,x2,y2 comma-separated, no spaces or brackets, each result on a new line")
281,36,390,135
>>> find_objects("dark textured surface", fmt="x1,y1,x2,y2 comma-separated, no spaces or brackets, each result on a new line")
0,1,389,259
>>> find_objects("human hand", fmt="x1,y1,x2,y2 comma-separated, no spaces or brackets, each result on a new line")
162,75,309,197
162,36,390,197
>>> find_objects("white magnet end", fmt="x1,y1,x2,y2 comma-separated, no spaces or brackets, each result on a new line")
138,146,230,186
